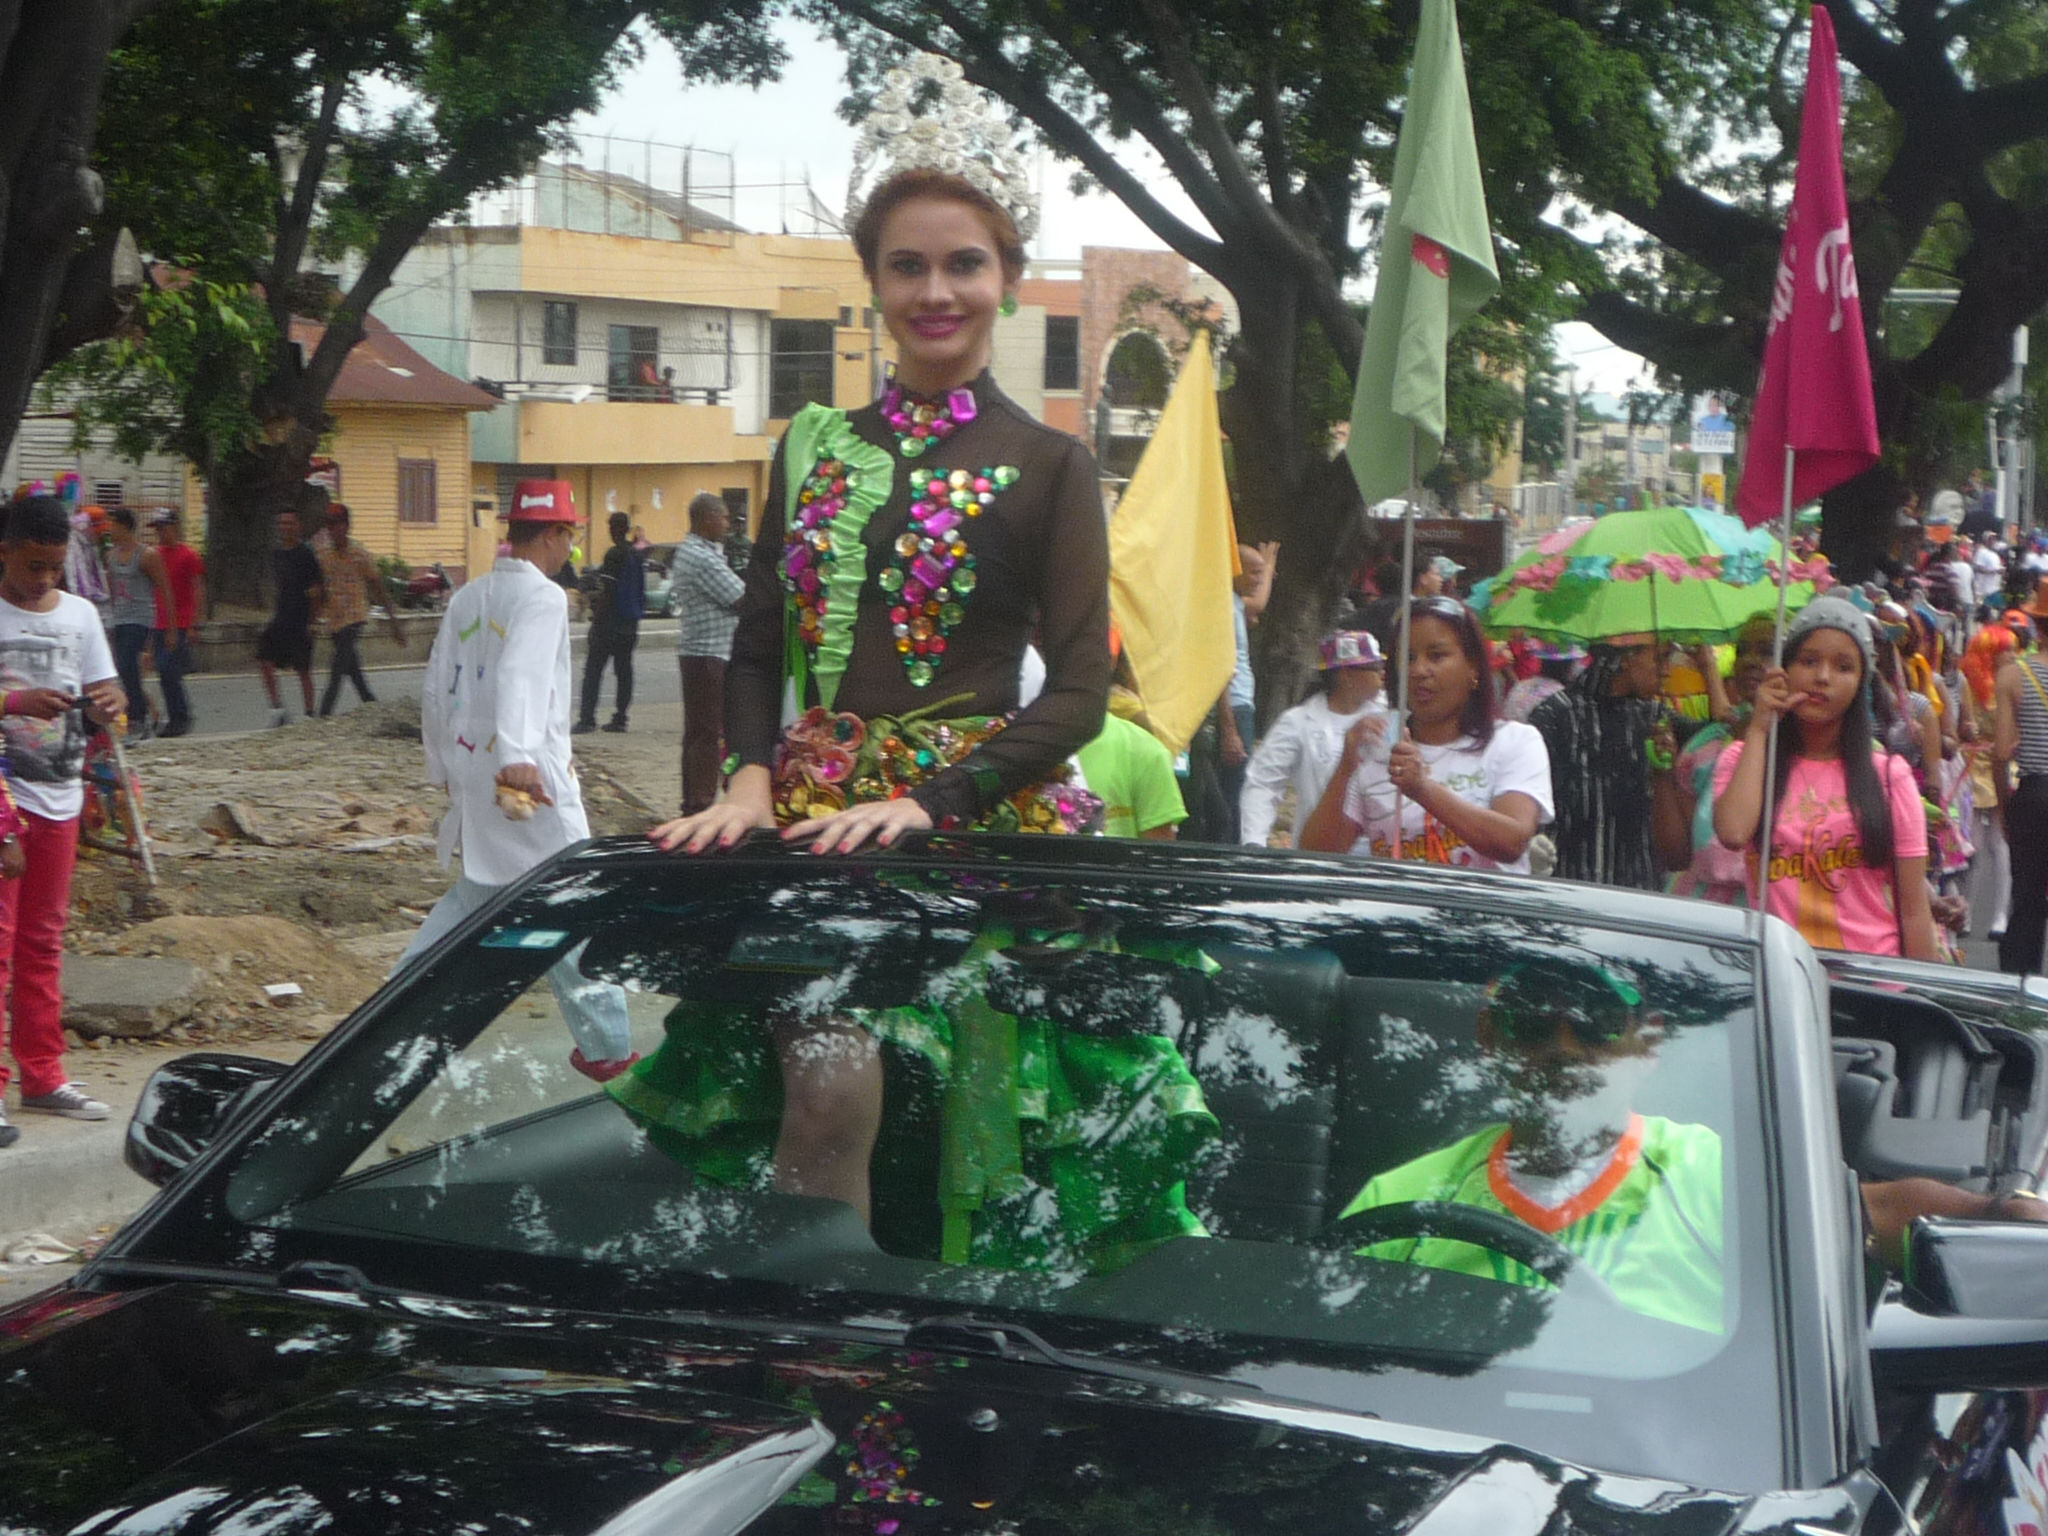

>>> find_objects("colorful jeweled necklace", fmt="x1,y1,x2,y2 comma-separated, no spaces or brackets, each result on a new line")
880,371,977,459
878,463,1019,687
780,456,857,654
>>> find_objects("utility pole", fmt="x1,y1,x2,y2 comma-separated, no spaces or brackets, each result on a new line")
1563,367,1578,507
1994,326,2028,532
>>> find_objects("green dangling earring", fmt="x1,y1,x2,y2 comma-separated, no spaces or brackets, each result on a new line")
999,293,1018,317
870,294,881,309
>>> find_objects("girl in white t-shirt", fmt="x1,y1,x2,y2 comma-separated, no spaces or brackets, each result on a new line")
1300,597,1554,874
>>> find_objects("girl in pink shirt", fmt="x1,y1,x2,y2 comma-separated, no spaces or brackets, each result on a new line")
1712,596,1940,960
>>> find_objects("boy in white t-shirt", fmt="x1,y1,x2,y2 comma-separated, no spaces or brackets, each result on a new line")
0,497,125,1147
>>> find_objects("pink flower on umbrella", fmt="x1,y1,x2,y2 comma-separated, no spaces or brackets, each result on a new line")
1512,555,1568,592
1640,551,1696,583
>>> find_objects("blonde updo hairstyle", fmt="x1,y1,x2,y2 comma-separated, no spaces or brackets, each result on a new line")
852,167,1027,286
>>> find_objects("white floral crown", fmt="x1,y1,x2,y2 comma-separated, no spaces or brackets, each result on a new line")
844,54,1039,246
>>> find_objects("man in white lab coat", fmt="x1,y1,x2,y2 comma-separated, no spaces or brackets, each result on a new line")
403,479,635,1079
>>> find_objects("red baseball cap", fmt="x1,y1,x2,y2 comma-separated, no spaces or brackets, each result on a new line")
507,479,577,524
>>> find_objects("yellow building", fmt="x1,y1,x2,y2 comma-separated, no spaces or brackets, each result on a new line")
375,173,886,551
277,316,502,579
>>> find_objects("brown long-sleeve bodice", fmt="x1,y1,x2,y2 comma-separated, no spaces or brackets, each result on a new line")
726,371,1111,827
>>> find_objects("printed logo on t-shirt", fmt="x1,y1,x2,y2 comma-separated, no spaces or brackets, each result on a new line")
1755,780,1865,890
1360,762,1490,866
0,634,85,787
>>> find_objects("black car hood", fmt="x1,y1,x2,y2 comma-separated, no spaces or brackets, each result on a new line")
0,1281,1858,1536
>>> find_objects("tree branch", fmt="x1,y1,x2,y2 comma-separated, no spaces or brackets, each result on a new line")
1578,290,1756,387
1818,0,1914,104
1604,176,1782,272
1130,0,1317,264
266,71,345,339
834,0,1233,277
293,201,441,410
1257,59,1296,218
1968,72,2048,157
1008,0,1244,242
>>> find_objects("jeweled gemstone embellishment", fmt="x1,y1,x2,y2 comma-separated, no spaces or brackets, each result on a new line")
880,379,977,460
878,463,1018,686
780,457,857,652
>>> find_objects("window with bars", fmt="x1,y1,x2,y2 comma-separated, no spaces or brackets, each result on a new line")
1044,315,1080,392
769,319,835,419
94,482,125,507
398,459,437,524
543,301,577,366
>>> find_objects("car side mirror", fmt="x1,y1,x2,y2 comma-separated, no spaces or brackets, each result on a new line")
1904,1216,2048,1320
125,1053,289,1187
1870,1218,2048,1392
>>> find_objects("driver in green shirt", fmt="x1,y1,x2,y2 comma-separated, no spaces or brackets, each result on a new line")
1340,956,1724,1334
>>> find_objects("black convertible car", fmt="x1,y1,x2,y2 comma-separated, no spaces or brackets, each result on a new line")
4,836,2048,1534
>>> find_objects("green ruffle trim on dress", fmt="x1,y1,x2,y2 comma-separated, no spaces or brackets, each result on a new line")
605,931,1218,1278
781,404,895,713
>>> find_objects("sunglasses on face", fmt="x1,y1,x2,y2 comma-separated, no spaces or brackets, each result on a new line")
1488,962,1642,1047
1491,1002,1631,1048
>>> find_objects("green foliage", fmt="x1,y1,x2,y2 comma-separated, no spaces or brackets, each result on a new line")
41,279,272,470
81,0,783,599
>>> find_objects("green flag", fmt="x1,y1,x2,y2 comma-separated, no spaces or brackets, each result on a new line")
1346,0,1500,508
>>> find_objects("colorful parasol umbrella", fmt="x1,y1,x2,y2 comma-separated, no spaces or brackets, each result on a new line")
1472,505,1832,644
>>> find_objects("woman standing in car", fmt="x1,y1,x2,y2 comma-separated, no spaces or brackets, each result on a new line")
1712,596,1940,960
630,59,1210,1268
1299,598,1552,873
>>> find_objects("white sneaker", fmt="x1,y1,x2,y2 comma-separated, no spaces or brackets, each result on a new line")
20,1083,110,1121
267,708,288,728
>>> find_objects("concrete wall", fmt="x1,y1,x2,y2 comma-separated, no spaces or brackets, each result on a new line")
991,302,1049,421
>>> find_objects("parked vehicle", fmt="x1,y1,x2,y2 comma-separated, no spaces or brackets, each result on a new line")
5,839,2048,1534
390,560,451,613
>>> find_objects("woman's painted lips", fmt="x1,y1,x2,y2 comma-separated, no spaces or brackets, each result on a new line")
909,314,966,339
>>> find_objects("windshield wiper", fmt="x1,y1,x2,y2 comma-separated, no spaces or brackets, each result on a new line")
896,1313,1255,1401
276,1259,376,1298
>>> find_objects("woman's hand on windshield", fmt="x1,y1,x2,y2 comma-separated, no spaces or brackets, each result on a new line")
650,767,774,854
782,796,933,855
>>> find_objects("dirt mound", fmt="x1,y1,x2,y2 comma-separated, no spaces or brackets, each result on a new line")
70,914,387,1044
64,690,660,1044
99,913,384,1021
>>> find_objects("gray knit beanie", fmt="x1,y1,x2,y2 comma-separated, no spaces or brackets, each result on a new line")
1779,594,1877,681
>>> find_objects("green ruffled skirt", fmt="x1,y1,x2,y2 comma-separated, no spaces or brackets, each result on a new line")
606,933,1217,1276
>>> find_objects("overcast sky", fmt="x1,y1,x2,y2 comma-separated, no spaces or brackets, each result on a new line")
575,21,1648,395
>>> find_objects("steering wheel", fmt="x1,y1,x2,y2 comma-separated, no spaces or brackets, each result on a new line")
1330,1199,1584,1285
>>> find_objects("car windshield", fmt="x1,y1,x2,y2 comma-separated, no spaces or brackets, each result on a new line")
139,852,1777,1490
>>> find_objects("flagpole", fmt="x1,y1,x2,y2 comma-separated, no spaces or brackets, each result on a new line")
1393,424,1418,860
1753,442,1797,916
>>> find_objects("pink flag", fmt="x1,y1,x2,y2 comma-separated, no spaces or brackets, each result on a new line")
1735,5,1880,527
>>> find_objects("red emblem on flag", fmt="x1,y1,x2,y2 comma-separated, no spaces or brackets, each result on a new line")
1411,233,1451,279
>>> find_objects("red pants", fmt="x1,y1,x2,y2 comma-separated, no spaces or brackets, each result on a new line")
0,813,78,1097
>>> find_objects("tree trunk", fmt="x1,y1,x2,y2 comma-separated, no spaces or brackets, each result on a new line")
0,3,155,464
1219,288,1361,730
1255,452,1370,727
209,423,323,609
1819,465,1903,585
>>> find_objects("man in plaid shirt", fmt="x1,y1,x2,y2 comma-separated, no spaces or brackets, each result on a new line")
315,504,406,714
674,492,746,813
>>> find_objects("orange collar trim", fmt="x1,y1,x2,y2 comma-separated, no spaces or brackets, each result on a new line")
1487,1114,1644,1234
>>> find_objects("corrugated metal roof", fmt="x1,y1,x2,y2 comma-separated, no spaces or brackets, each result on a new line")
292,315,499,411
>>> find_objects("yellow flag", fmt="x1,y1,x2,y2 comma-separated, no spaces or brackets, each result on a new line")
1109,331,1238,755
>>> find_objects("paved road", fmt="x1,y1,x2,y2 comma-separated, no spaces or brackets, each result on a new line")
152,623,685,739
